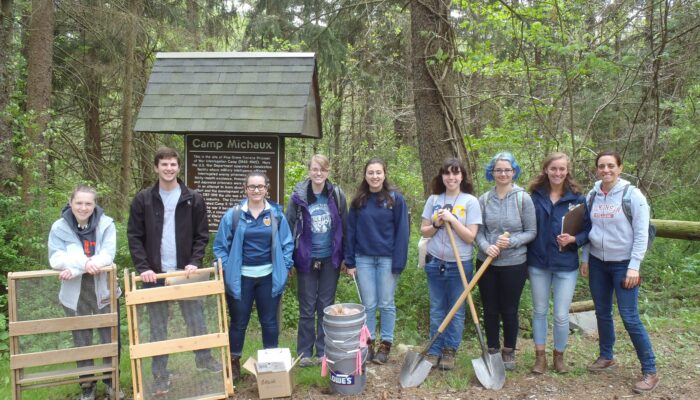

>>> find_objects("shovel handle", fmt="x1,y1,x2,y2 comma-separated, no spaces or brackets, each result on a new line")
444,222,480,324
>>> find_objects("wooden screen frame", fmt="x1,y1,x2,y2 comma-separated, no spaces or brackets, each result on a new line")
124,265,234,400
8,265,120,400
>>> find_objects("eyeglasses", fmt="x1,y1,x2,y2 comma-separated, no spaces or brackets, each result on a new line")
246,184,267,192
493,168,514,174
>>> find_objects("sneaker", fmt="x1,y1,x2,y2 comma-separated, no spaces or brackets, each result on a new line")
438,347,456,370
373,341,392,364
196,357,223,373
425,354,440,369
633,373,659,393
152,376,171,396
501,348,516,371
298,357,316,368
106,386,126,400
80,383,96,400
587,357,617,372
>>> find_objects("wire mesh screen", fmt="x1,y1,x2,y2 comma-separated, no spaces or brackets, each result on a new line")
126,268,232,400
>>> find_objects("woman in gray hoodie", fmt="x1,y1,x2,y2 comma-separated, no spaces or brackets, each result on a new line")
581,151,658,393
48,185,121,400
475,152,537,370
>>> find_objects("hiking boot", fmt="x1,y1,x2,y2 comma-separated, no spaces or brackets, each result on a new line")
587,356,618,372
366,338,375,363
152,376,171,396
425,354,440,369
231,354,241,382
531,350,546,374
633,373,659,393
438,347,456,370
488,347,500,355
298,357,317,368
80,383,96,400
501,347,516,371
106,385,125,400
553,350,569,373
373,341,392,364
197,357,223,373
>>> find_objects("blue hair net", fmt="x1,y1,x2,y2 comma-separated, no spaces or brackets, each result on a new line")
485,152,521,182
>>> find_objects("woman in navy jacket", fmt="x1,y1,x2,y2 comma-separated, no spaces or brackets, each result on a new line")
527,152,590,374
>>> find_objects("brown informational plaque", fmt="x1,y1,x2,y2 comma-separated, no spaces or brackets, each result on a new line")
560,203,585,251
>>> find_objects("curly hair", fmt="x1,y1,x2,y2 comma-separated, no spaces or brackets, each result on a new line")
430,158,474,194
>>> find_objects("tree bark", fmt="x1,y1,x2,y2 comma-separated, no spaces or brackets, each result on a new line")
23,0,53,201
0,0,15,194
410,0,469,195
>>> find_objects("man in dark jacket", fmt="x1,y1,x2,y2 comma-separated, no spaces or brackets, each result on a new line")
127,147,220,395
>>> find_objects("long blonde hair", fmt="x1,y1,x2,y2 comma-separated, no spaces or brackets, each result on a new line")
528,152,582,194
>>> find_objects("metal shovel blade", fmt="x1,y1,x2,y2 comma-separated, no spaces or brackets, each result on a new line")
399,351,434,388
472,352,506,390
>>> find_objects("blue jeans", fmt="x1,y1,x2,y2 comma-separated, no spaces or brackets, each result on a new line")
296,257,340,358
528,266,578,352
588,256,656,373
355,255,397,342
425,257,472,356
226,274,281,356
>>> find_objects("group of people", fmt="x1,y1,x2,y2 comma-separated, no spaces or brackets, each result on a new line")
47,147,658,400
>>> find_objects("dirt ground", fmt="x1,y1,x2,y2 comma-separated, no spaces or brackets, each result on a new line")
232,328,700,400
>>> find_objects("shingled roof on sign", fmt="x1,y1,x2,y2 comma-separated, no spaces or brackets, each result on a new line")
134,52,321,138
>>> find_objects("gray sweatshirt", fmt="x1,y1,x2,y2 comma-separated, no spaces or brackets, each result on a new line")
581,178,650,270
476,185,537,266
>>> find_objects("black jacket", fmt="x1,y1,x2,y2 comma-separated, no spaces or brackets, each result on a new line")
127,179,209,274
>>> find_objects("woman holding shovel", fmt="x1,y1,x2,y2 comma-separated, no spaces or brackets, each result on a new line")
527,152,590,374
475,152,537,370
344,158,410,365
419,158,482,370
580,150,659,393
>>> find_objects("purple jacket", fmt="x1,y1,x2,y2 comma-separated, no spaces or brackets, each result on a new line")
285,179,347,273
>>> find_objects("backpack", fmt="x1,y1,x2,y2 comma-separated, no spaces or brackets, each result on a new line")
587,184,656,249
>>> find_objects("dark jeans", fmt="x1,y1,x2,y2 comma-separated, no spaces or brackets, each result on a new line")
226,273,281,356
144,280,214,380
296,257,339,358
476,259,528,349
63,274,121,388
589,256,656,373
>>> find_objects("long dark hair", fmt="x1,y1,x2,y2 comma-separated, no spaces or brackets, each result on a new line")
528,152,583,194
430,158,473,195
350,158,397,209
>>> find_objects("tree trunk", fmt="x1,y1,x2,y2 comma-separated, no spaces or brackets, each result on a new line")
0,0,15,194
410,0,469,195
117,0,141,219
23,0,53,201
84,61,103,182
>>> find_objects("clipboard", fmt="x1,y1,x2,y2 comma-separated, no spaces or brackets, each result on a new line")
560,203,585,251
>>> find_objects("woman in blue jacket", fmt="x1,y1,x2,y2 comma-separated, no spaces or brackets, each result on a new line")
213,172,294,380
286,154,347,367
345,158,409,364
527,152,589,374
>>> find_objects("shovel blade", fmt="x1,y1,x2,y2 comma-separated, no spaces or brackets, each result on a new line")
471,352,506,390
399,351,434,388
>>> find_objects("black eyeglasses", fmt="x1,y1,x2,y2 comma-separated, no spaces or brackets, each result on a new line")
493,168,514,174
246,184,267,192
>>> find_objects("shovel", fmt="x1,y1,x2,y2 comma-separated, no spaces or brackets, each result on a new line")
399,247,496,388
444,219,506,390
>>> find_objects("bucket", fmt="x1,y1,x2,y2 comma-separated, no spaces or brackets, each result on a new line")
326,346,368,395
323,303,366,352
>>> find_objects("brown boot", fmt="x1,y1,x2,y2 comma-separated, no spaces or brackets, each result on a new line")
633,373,659,393
231,354,241,381
553,350,569,373
531,350,546,374
366,338,375,363
373,341,392,364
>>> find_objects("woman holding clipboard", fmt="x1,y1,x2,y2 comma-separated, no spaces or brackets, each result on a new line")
527,152,590,374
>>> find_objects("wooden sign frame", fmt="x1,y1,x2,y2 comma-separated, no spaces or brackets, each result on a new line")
8,266,120,400
124,265,234,400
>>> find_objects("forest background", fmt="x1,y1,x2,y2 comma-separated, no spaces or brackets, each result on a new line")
0,0,699,395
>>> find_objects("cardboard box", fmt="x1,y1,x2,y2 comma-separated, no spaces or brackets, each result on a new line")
242,348,302,399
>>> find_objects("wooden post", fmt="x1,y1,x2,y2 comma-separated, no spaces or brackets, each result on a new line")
651,219,700,241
